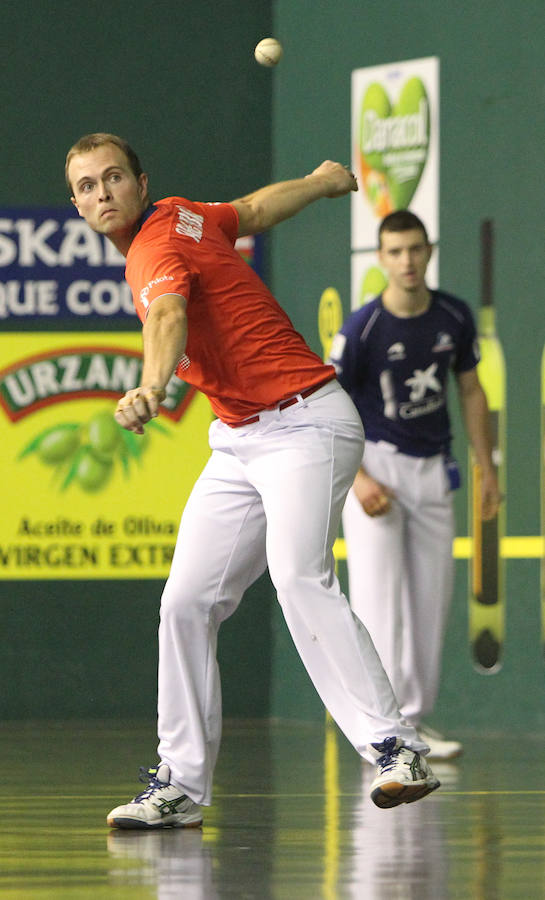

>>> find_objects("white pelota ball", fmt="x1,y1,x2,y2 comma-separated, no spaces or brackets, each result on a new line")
254,37,283,67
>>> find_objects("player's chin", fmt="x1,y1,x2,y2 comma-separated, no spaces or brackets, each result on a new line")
93,219,115,236
98,219,122,234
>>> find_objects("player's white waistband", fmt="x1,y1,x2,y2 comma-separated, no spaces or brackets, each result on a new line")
366,439,443,459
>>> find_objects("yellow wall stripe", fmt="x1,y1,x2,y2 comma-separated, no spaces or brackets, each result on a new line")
334,536,545,561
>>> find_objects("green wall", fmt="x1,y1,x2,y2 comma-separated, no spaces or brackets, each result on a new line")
2,0,273,207
2,0,545,733
269,1,545,731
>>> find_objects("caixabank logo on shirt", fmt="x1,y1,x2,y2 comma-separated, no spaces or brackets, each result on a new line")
0,333,212,580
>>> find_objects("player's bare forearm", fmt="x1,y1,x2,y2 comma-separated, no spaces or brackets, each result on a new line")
115,293,188,434
141,294,188,390
232,161,358,236
457,370,502,518
457,373,494,474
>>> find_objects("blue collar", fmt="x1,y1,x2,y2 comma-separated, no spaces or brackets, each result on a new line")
137,204,157,231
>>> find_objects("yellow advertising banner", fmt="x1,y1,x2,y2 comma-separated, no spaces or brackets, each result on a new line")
0,333,212,579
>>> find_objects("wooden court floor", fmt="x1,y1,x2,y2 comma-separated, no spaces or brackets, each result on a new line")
2,719,545,898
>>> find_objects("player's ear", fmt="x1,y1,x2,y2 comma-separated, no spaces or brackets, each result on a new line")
138,172,149,200
71,196,82,216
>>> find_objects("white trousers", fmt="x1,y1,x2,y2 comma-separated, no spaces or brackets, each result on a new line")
157,383,425,805
342,441,455,726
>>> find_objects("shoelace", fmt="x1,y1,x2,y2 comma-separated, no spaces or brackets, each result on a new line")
133,765,165,802
375,737,402,772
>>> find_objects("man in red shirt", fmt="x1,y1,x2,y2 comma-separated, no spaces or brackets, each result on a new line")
66,133,439,827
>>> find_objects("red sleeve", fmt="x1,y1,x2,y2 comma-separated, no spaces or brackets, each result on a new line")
128,248,197,322
193,201,239,245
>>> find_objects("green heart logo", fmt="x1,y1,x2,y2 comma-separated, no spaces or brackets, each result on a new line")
358,77,430,215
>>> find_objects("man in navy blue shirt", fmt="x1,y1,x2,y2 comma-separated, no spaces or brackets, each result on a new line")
329,211,501,759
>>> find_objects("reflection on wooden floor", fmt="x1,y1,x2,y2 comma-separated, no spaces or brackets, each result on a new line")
2,719,545,898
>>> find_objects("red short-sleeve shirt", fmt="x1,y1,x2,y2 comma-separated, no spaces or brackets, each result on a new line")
125,198,335,424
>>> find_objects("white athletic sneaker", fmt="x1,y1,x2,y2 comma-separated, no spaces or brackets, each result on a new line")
368,737,440,809
107,763,203,829
418,724,463,760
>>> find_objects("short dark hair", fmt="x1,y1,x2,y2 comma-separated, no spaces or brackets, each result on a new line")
378,210,429,248
65,133,144,192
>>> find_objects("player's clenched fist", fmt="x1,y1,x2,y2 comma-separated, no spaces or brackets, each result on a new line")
115,386,166,434
308,160,358,197
353,469,393,518
481,470,503,521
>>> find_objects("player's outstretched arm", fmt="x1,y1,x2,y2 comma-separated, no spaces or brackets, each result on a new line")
115,294,188,434
232,160,358,237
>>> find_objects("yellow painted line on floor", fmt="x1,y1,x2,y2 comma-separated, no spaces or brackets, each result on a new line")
323,722,340,900
334,536,545,561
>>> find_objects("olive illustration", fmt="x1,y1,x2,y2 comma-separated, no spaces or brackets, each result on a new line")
88,410,121,460
75,448,112,491
38,426,80,464
19,407,167,493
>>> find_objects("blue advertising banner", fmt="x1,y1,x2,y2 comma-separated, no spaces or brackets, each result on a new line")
0,208,130,321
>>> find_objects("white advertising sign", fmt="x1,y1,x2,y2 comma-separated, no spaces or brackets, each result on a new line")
351,57,440,250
